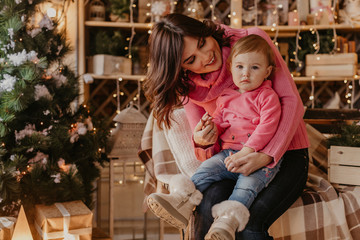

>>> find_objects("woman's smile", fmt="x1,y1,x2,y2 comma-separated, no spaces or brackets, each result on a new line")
181,36,222,74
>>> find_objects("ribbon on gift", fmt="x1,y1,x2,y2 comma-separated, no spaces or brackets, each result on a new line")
0,217,16,229
34,202,92,240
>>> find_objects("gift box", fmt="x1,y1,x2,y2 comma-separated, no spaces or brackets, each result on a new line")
91,54,132,75
34,200,92,240
328,146,360,186
305,53,358,77
0,217,16,240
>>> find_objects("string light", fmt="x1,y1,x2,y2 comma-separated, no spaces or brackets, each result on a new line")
116,78,122,114
211,0,215,21
310,77,315,108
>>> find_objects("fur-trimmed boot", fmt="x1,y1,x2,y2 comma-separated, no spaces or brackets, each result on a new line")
147,174,203,229
205,200,250,240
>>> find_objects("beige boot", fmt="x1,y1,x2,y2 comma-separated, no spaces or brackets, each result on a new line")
205,200,250,240
147,174,203,229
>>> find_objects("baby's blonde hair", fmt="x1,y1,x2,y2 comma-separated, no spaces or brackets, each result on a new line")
227,35,276,71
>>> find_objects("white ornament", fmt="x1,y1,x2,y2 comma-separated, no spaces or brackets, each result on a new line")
34,84,52,101
7,49,27,66
7,28,14,39
27,50,38,62
151,0,170,21
0,74,17,92
77,123,87,135
28,28,41,38
151,1,167,16
39,14,54,30
15,124,36,141
83,73,94,84
51,173,61,183
52,73,68,87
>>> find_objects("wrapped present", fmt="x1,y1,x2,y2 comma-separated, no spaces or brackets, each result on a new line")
34,200,92,240
0,217,16,240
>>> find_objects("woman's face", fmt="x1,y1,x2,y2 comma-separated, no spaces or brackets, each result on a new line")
181,36,222,74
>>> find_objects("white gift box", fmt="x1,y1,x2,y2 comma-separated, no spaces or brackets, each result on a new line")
92,54,132,75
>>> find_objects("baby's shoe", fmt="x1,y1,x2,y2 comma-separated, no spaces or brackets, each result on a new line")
205,200,249,240
147,174,203,229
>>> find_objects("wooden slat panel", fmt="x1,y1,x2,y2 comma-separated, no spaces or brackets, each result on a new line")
329,146,360,166
329,165,360,185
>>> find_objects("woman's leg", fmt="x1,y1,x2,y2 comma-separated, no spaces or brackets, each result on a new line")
238,149,309,240
194,149,309,240
194,179,235,240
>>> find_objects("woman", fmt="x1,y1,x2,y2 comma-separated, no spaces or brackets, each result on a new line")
144,13,309,240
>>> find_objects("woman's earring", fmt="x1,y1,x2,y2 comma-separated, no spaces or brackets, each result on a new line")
183,70,188,77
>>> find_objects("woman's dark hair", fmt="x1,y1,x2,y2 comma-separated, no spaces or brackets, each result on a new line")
144,13,230,129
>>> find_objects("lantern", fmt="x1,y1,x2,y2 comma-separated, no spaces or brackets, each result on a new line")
107,102,147,157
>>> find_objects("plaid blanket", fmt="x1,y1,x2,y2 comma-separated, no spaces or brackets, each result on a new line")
269,124,360,239
138,108,201,211
269,172,360,239
139,111,360,239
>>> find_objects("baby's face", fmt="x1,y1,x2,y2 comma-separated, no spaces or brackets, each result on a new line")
231,51,272,93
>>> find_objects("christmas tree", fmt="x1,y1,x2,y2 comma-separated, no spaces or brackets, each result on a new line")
0,0,109,215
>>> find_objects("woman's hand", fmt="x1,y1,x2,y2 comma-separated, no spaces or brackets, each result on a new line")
193,112,218,147
225,152,273,176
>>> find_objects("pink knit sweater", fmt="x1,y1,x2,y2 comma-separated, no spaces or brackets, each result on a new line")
183,26,310,167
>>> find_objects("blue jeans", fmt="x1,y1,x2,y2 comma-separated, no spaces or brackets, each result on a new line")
194,148,309,240
191,149,282,208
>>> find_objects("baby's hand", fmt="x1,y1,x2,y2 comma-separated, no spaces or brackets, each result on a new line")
193,112,218,147
200,112,213,130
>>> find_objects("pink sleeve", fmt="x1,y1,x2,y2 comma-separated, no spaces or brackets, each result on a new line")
246,27,304,163
184,100,222,161
193,140,220,162
245,90,281,152
183,100,205,130
183,100,211,161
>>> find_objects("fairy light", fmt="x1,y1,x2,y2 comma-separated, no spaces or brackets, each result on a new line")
345,78,356,108
351,78,355,109
116,78,122,114
294,27,302,71
211,0,215,21
331,1,338,54
128,0,136,60
310,77,315,108
137,80,141,112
